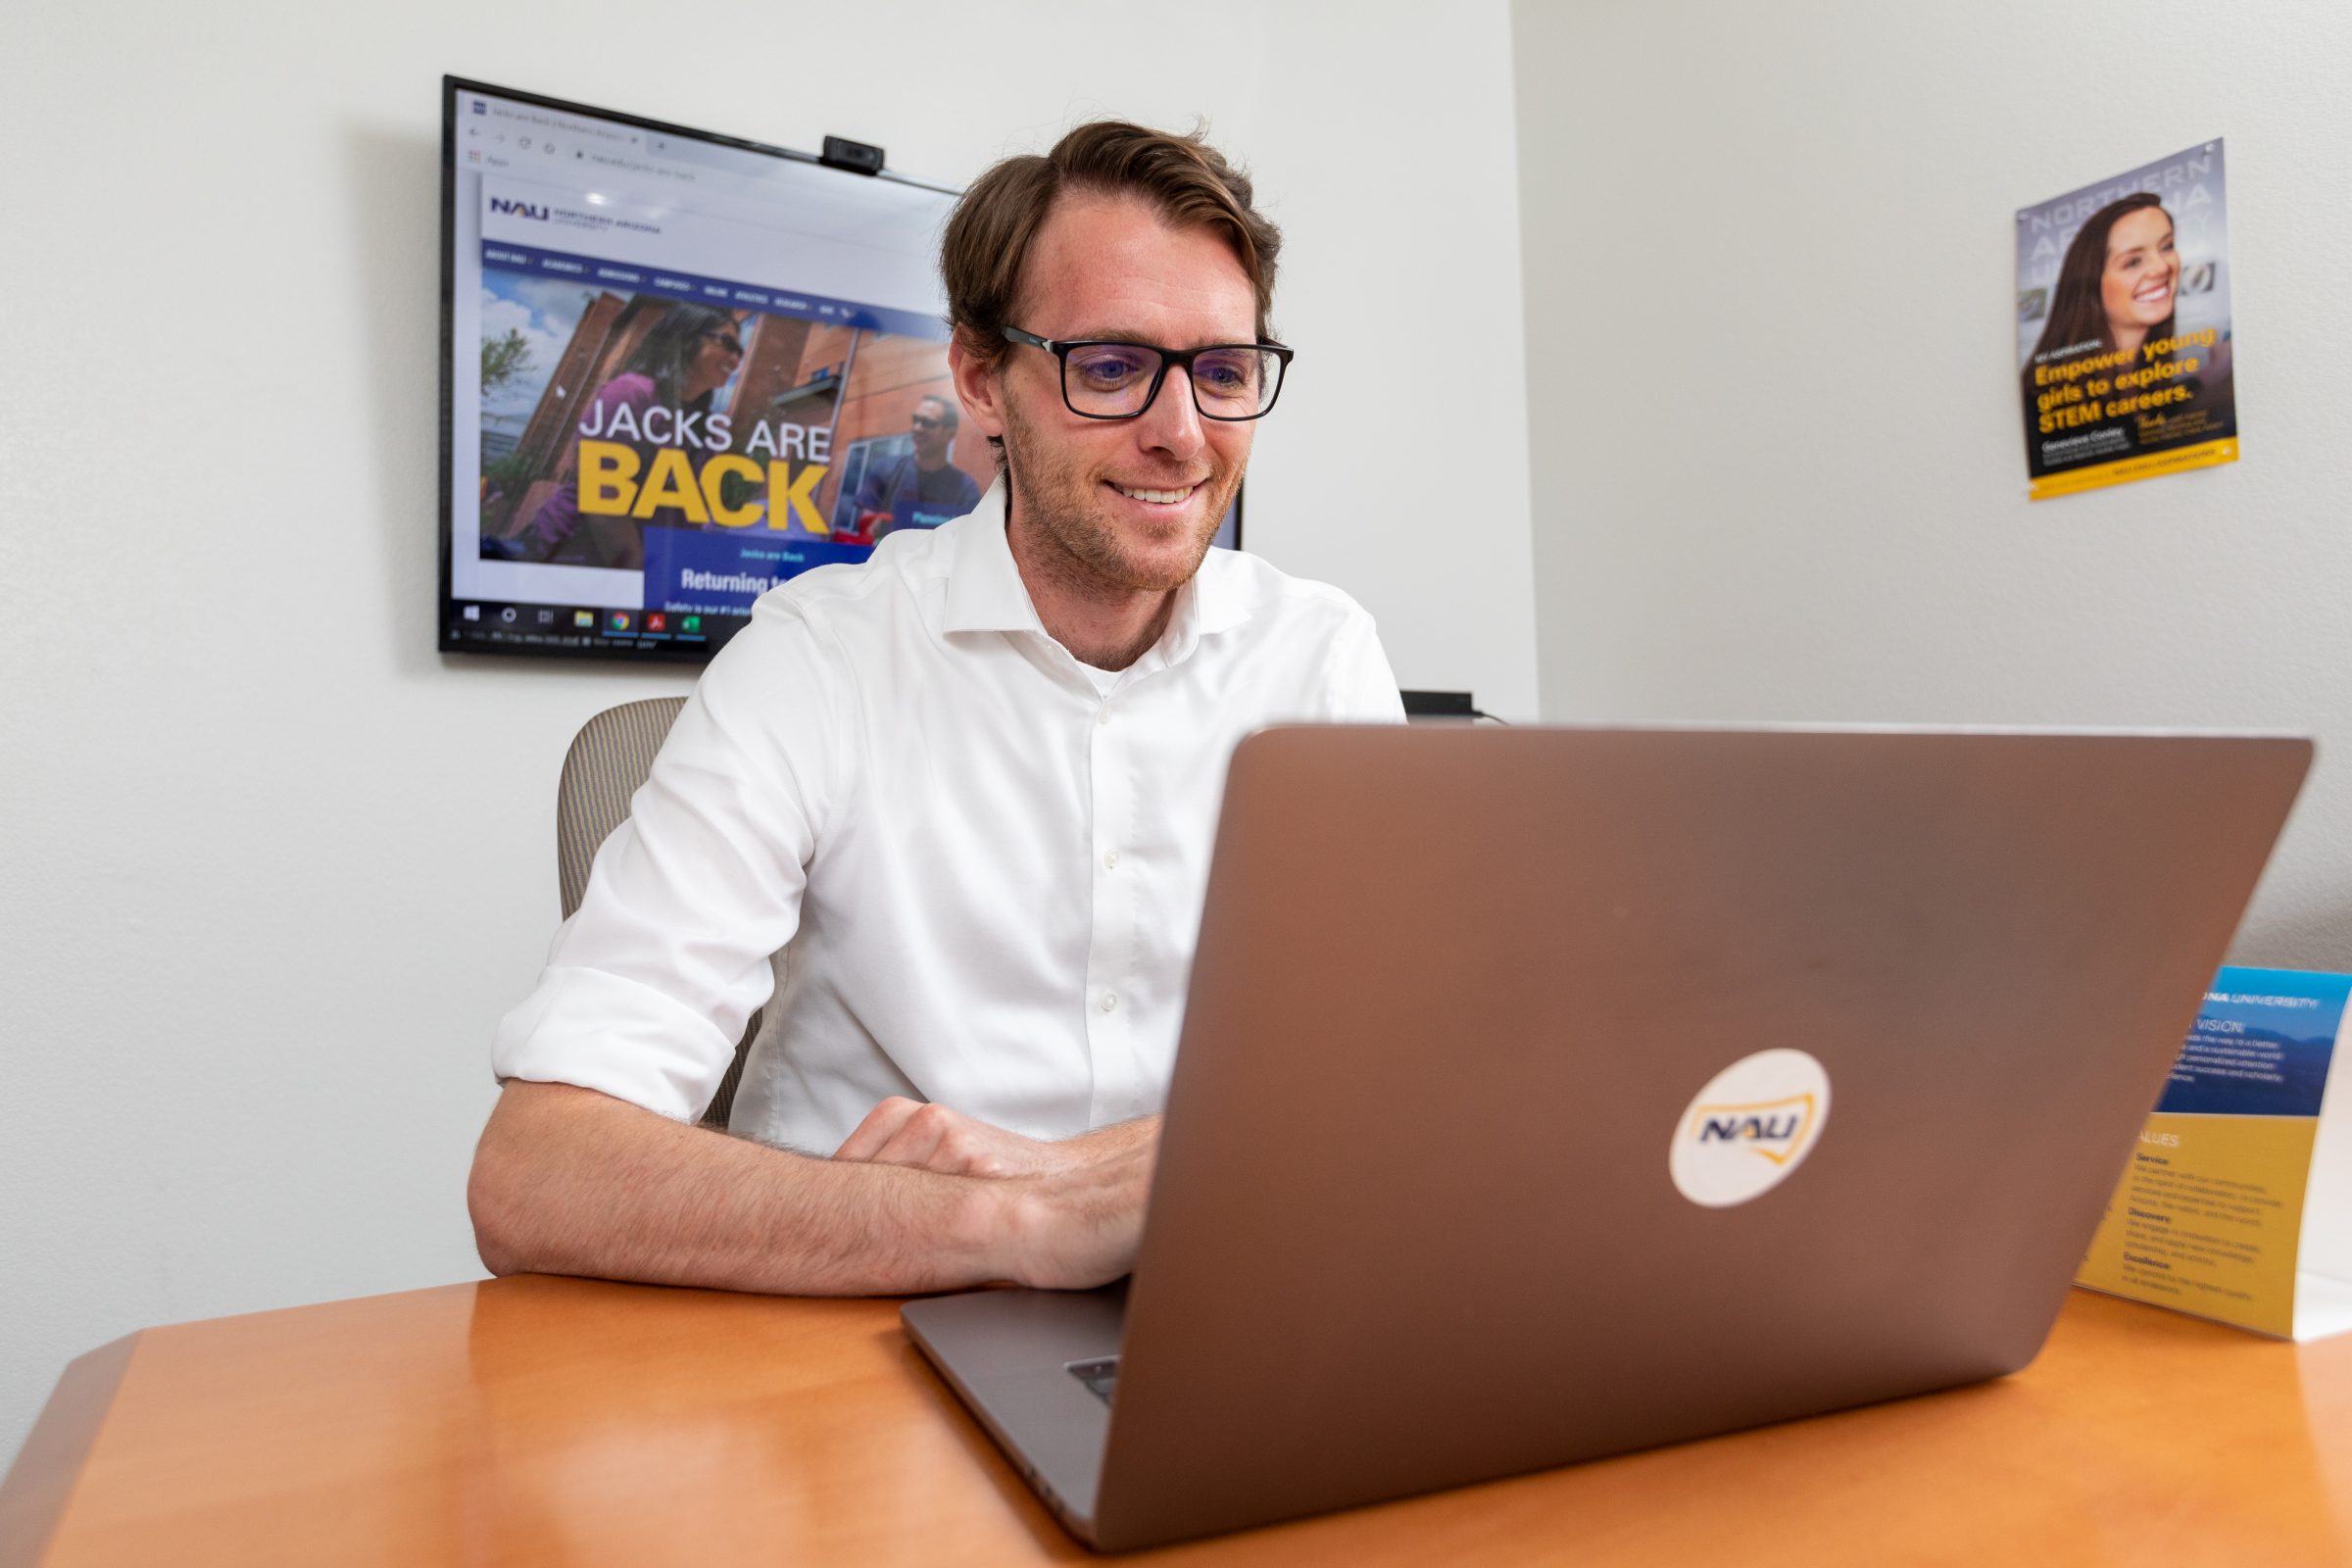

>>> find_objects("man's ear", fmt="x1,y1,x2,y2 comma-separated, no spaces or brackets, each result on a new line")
948,331,1005,443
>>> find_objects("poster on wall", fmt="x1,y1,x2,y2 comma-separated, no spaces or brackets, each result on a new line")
2015,139,2236,502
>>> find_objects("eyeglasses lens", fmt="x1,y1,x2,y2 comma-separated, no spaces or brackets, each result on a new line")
1064,345,1160,417
1191,348,1278,417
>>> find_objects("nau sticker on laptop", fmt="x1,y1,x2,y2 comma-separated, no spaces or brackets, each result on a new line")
1669,1049,1832,1207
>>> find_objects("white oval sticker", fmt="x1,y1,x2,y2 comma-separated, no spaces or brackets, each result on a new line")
1669,1049,1833,1207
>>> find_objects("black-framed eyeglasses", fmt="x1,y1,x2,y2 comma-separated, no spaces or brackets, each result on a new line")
1002,326,1291,420
910,413,945,430
704,330,745,356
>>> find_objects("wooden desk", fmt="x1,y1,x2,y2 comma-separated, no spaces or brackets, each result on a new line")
6,1278,2348,1565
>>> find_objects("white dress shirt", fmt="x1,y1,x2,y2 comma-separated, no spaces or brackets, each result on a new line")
492,480,1405,1152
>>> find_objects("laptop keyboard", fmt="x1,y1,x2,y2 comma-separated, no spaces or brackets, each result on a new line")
1066,1356,1119,1404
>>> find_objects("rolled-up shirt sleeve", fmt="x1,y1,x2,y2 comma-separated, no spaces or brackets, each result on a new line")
491,602,854,1121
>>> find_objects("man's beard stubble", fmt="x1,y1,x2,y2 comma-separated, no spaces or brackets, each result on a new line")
999,387,1243,597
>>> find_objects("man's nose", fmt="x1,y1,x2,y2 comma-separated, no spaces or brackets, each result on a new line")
1137,368,1206,458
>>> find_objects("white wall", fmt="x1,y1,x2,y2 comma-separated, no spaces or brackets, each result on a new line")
0,0,1535,1466
1514,0,2352,967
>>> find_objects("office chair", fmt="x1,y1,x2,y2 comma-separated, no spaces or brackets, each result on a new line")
557,696,760,1129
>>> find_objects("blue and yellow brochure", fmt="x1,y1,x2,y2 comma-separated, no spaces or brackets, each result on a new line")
2078,966,2352,1338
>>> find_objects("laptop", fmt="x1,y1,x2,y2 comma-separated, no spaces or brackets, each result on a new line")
903,725,2311,1551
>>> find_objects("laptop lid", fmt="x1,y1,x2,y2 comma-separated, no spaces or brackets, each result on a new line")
1087,726,2308,1549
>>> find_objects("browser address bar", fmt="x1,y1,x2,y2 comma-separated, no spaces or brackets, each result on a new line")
646,134,791,180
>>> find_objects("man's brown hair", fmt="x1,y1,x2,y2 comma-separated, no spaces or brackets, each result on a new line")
940,121,1282,371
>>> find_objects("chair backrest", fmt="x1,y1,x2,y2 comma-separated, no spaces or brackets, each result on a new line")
557,696,757,1129
557,697,686,918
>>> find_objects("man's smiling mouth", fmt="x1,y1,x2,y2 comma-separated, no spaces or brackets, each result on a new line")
1110,482,1200,505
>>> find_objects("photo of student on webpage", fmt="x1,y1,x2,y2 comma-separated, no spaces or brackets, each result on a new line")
519,302,743,568
844,394,982,543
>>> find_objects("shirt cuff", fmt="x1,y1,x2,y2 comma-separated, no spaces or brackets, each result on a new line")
490,964,742,1123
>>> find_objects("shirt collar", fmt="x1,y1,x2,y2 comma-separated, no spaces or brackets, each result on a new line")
943,479,1046,636
941,476,1252,656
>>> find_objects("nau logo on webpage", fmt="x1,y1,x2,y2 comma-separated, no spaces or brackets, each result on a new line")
1668,1049,1832,1208
489,196,550,221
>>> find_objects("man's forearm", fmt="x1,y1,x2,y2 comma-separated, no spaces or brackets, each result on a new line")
467,1080,1016,1296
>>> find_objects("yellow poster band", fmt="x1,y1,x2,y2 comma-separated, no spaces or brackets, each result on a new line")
2030,437,2238,501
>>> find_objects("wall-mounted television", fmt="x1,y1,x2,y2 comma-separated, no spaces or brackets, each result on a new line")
440,78,1242,662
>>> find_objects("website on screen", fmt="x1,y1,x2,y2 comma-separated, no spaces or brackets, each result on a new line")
445,87,969,656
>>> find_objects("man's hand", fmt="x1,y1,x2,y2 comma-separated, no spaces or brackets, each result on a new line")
834,1099,1162,1288
833,1097,1060,1177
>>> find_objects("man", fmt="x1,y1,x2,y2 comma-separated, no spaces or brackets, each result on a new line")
848,393,984,540
468,122,1404,1297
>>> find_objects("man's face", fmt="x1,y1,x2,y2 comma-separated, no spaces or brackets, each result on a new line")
910,399,955,465
963,192,1257,594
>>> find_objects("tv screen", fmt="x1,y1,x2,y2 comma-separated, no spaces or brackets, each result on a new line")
440,79,1241,662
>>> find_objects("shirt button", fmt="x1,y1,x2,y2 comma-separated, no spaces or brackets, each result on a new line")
1101,992,1118,1012
1102,850,1119,869
1097,708,1112,727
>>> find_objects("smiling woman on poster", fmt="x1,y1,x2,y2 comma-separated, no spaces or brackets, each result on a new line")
2022,192,2232,453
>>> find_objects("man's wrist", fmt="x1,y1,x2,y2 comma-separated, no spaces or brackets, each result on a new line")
1065,1114,1161,1163
950,1174,1038,1287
